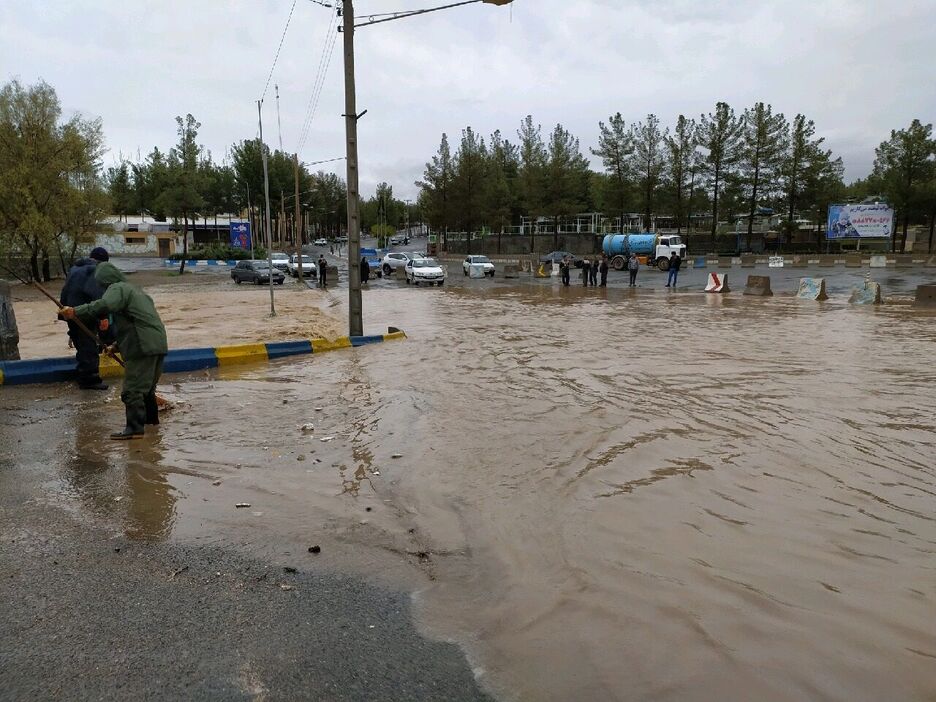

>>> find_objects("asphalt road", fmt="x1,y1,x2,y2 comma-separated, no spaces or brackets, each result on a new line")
0,417,490,701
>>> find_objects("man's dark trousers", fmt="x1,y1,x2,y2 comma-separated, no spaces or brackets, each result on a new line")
68,321,102,388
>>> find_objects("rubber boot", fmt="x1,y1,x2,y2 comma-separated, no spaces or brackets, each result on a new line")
144,392,160,426
111,400,145,440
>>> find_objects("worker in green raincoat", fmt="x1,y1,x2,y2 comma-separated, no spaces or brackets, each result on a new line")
61,262,168,440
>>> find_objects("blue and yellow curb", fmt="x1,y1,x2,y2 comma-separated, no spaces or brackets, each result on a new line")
0,329,406,387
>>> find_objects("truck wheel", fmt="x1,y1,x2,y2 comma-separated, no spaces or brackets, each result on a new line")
611,255,626,271
657,258,670,272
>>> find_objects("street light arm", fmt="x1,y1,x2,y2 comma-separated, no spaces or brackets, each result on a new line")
355,0,510,28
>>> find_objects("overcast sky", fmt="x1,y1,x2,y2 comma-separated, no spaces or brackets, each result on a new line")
2,0,934,200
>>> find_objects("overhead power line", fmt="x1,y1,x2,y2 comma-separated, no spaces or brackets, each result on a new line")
259,0,299,102
296,11,340,154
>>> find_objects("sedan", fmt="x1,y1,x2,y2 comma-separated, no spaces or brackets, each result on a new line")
270,251,291,272
287,254,316,278
540,251,583,268
405,257,446,286
381,251,411,275
313,238,328,246
463,255,495,277
231,260,285,285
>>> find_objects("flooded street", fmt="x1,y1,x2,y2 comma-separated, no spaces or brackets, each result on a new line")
3,284,936,700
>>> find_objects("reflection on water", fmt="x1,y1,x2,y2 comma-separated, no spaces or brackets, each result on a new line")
4,283,936,701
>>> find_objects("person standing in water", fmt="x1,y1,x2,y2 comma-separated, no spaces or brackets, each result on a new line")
318,255,328,289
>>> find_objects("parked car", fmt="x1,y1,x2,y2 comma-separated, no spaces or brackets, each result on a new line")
540,251,583,268
389,234,409,246
381,251,411,275
405,257,446,286
463,255,495,277
231,260,285,285
270,251,291,272
313,238,328,246
335,235,348,244
287,254,315,278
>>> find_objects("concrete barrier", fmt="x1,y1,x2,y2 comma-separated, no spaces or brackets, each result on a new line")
0,329,406,386
743,275,773,296
845,254,861,268
869,255,887,268
914,284,936,307
704,272,730,293
693,257,707,268
849,282,882,305
797,277,828,301
503,264,520,278
926,256,936,268
717,257,732,268
740,254,756,268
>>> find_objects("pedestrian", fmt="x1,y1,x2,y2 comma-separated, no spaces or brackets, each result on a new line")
599,255,609,287
60,262,168,440
581,258,590,287
628,253,639,287
59,247,110,390
665,251,682,288
560,257,571,286
318,255,328,288
360,256,370,285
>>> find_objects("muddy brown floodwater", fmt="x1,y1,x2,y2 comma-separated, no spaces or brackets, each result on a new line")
4,284,936,701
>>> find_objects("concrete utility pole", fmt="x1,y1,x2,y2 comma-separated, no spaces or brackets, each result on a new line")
294,153,303,279
258,100,276,316
342,0,363,336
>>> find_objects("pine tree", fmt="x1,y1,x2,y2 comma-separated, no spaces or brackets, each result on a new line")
591,113,632,232
630,114,667,232
543,123,590,249
517,115,546,251
699,102,743,244
739,103,788,248
415,133,455,246
664,115,698,234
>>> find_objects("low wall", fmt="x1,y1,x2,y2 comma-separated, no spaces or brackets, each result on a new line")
0,330,406,386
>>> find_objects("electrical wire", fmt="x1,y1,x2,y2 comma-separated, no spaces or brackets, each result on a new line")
259,0,299,102
296,14,340,154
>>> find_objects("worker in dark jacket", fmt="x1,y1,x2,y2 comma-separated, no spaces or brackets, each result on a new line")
318,255,328,289
360,256,370,285
59,247,110,390
61,262,168,440
665,252,682,288
599,255,609,287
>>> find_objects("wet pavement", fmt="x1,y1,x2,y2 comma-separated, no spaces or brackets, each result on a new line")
3,280,936,700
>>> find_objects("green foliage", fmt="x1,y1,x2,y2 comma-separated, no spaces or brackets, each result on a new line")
699,102,744,239
168,243,264,261
739,103,788,244
0,79,107,280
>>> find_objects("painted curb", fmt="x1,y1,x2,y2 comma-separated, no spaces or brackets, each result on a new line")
0,329,406,387
164,259,238,267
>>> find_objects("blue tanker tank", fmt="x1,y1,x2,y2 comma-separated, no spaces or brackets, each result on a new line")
602,233,657,257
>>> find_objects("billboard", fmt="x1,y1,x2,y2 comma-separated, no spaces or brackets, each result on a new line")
826,204,894,239
229,221,251,249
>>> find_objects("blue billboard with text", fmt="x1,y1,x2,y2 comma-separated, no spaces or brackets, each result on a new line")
229,221,251,249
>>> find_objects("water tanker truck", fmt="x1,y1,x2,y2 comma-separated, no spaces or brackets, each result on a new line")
602,233,687,271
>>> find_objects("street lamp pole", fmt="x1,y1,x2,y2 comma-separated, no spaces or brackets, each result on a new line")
342,0,363,337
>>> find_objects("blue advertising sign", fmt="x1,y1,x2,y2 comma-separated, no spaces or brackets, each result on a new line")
230,221,251,249
826,204,894,239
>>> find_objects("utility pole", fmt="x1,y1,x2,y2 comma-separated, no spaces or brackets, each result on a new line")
342,0,363,336
258,100,276,316
294,153,303,281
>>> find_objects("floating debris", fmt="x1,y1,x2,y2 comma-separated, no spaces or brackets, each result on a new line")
235,503,251,509
300,423,315,433
308,545,321,554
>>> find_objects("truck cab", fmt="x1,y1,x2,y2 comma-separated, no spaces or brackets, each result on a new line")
654,236,687,270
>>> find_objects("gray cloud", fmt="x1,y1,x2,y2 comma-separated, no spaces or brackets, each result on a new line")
2,0,933,201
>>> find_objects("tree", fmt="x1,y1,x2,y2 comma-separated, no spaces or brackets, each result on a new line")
106,161,137,222
591,113,632,232
543,123,589,248
451,127,487,253
485,130,518,249
0,79,105,280
517,115,547,251
664,115,698,234
415,133,455,245
630,114,667,231
699,102,743,244
740,103,788,249
872,119,935,252
781,115,827,224
158,114,204,274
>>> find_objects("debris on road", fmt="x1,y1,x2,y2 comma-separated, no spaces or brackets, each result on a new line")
308,545,321,554
391,454,403,459
212,480,222,486
279,583,295,591
300,423,314,433
235,503,251,509
284,566,297,574
320,436,335,443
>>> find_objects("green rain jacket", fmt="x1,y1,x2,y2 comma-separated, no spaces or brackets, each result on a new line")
73,262,168,360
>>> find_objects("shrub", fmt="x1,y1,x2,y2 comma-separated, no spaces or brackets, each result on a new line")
169,244,265,261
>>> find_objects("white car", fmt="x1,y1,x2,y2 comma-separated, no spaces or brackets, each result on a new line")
270,251,290,272
463,255,495,277
405,257,446,286
313,238,327,246
287,254,315,277
381,251,411,275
